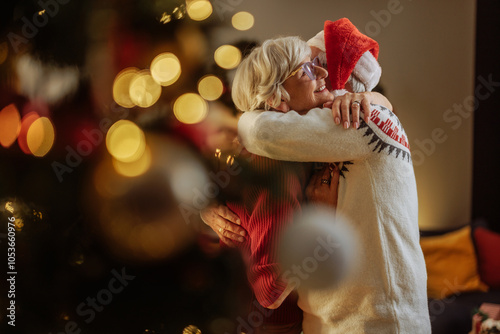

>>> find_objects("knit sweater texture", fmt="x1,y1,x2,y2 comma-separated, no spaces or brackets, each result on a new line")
238,105,431,333
226,152,311,325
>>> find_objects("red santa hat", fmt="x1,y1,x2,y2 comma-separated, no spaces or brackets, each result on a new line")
324,18,381,96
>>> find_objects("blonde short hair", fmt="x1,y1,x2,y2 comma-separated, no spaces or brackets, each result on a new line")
231,36,311,111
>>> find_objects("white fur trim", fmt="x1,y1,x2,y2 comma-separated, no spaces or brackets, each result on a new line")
352,51,381,92
332,89,348,98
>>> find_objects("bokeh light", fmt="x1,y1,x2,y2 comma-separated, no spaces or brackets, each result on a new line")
113,67,139,108
173,93,208,124
87,135,201,263
18,112,40,154
129,70,162,108
186,0,213,21
106,120,146,163
26,117,55,157
150,53,181,86
0,104,21,148
112,145,152,178
214,45,241,70
197,75,223,101
93,159,131,199
231,11,254,31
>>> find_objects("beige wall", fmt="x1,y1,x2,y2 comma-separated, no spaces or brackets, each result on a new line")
211,0,476,230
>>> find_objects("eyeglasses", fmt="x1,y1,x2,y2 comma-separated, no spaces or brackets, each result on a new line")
285,56,322,81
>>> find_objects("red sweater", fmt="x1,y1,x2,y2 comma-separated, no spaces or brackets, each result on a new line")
226,151,311,324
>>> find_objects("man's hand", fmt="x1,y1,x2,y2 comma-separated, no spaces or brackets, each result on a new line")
200,203,247,247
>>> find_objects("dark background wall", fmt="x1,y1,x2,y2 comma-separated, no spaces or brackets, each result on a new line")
473,0,500,232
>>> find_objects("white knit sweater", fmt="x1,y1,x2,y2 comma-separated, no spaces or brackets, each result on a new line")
238,105,431,334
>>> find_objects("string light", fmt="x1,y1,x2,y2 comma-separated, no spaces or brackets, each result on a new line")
172,5,186,19
5,202,14,213
183,325,201,334
159,12,172,24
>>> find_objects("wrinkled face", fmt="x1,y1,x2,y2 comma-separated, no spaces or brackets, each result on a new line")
281,56,333,114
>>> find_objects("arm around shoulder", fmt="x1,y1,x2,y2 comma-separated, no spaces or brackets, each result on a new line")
238,109,373,162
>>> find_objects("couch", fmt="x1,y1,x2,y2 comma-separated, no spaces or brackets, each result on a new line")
420,222,500,334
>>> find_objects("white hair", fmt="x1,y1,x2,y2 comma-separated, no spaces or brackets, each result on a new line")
231,36,311,111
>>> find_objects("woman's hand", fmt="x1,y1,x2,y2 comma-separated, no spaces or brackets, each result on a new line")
305,164,341,207
323,92,393,129
200,203,247,247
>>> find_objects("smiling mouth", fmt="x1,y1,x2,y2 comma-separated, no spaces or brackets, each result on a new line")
314,85,326,93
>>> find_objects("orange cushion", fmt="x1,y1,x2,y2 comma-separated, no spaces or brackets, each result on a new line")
420,225,488,299
473,227,500,289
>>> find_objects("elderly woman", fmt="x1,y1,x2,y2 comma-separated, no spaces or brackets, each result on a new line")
204,19,431,333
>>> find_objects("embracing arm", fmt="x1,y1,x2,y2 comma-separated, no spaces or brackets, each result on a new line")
238,106,379,163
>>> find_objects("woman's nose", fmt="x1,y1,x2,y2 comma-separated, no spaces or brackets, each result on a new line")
315,65,328,79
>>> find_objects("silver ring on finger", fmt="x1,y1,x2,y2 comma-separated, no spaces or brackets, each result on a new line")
352,100,361,106
219,227,223,234
321,178,331,185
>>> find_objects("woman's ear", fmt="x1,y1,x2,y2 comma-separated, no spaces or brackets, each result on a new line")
267,97,290,113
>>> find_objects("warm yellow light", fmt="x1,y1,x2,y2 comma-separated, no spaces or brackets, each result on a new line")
113,67,139,108
214,45,241,70
14,218,24,231
93,159,130,199
231,11,254,31
173,93,208,124
187,0,213,21
172,5,185,19
0,104,21,148
5,202,14,213
197,75,223,101
151,53,181,86
160,12,172,24
183,325,201,334
112,145,152,178
0,42,8,65
18,112,40,154
26,117,55,157
129,70,162,108
106,120,146,163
